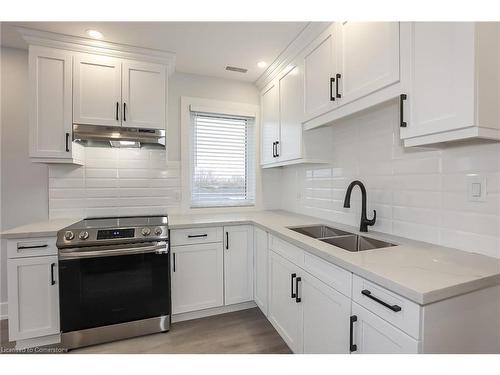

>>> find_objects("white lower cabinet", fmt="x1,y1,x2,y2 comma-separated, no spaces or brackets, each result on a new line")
223,225,254,305
7,255,60,341
253,227,269,315
351,302,420,354
302,273,351,354
171,242,224,314
268,251,303,353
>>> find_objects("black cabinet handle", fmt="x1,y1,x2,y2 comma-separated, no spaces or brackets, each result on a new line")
275,141,280,157
187,234,208,238
330,77,336,101
361,289,402,312
123,102,127,122
290,273,297,299
116,102,119,121
272,141,277,158
65,133,70,152
350,315,357,352
50,263,56,285
295,276,302,303
336,73,342,99
226,232,229,250
400,94,407,127
17,244,48,250
173,253,176,272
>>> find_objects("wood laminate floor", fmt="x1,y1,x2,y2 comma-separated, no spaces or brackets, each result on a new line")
1,308,292,354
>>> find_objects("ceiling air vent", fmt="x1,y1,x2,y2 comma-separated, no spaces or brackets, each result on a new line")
225,65,248,73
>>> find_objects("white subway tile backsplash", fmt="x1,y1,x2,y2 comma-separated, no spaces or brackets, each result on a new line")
280,100,500,258
49,147,180,218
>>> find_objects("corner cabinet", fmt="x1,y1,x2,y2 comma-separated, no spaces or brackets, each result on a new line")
400,22,500,146
29,46,84,165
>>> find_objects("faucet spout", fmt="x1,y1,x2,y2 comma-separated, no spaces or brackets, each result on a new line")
343,180,376,232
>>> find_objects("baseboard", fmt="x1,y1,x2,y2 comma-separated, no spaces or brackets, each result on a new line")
0,302,7,320
172,301,256,323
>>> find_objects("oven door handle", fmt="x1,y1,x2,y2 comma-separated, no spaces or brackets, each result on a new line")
59,242,169,260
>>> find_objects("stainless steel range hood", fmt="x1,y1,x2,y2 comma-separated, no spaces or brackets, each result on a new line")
73,124,166,148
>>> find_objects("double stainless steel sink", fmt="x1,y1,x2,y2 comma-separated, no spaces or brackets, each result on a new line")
288,225,396,252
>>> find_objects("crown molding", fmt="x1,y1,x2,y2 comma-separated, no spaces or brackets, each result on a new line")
254,22,331,90
16,26,176,75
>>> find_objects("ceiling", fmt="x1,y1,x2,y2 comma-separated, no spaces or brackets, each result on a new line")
1,22,308,82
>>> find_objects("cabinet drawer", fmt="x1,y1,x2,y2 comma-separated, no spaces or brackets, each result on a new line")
269,235,304,267
170,226,223,246
303,252,352,297
352,275,421,339
7,237,58,259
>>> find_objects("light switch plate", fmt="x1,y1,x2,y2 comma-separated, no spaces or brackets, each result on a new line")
467,175,487,202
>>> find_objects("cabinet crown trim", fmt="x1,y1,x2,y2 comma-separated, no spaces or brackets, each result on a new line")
255,22,330,90
18,26,176,74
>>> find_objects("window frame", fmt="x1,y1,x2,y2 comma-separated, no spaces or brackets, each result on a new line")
190,111,255,208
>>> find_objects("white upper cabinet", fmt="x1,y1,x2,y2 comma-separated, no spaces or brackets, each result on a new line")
401,22,500,146
122,61,166,129
261,83,280,165
303,24,337,122
73,54,122,127
29,46,83,164
278,64,303,162
336,22,400,106
73,55,167,130
223,225,254,305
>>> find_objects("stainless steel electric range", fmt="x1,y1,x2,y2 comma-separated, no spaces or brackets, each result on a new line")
56,216,170,349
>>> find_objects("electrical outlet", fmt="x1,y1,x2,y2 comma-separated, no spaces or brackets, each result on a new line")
467,174,487,202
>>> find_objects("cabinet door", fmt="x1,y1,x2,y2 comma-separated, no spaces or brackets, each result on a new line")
73,54,122,126
268,251,302,353
254,227,268,315
303,24,337,122
29,46,73,159
401,22,475,140
122,61,166,129
171,243,224,314
7,256,60,341
351,302,420,354
278,64,303,162
224,225,254,305
261,82,280,165
302,273,351,354
337,22,400,106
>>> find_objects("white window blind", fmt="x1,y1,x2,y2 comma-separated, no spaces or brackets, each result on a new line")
191,112,255,207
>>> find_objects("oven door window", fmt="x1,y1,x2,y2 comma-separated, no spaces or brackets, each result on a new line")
59,251,170,332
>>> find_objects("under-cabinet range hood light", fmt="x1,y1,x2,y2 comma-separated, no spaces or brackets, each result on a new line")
73,124,165,148
109,140,141,148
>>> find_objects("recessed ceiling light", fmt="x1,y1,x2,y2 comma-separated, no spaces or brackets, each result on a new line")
86,29,103,39
257,61,268,69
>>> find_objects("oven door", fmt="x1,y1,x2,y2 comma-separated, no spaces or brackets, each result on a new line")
59,241,170,333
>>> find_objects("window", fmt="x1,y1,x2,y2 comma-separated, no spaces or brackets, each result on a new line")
191,112,255,207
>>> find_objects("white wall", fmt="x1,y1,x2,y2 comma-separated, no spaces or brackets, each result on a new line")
1,47,48,230
279,100,500,259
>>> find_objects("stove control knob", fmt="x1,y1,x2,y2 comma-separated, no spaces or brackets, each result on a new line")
141,227,151,236
64,231,74,241
154,227,163,236
79,231,89,240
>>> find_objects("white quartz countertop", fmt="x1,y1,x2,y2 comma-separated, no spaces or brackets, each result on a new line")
1,218,81,239
169,210,500,305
